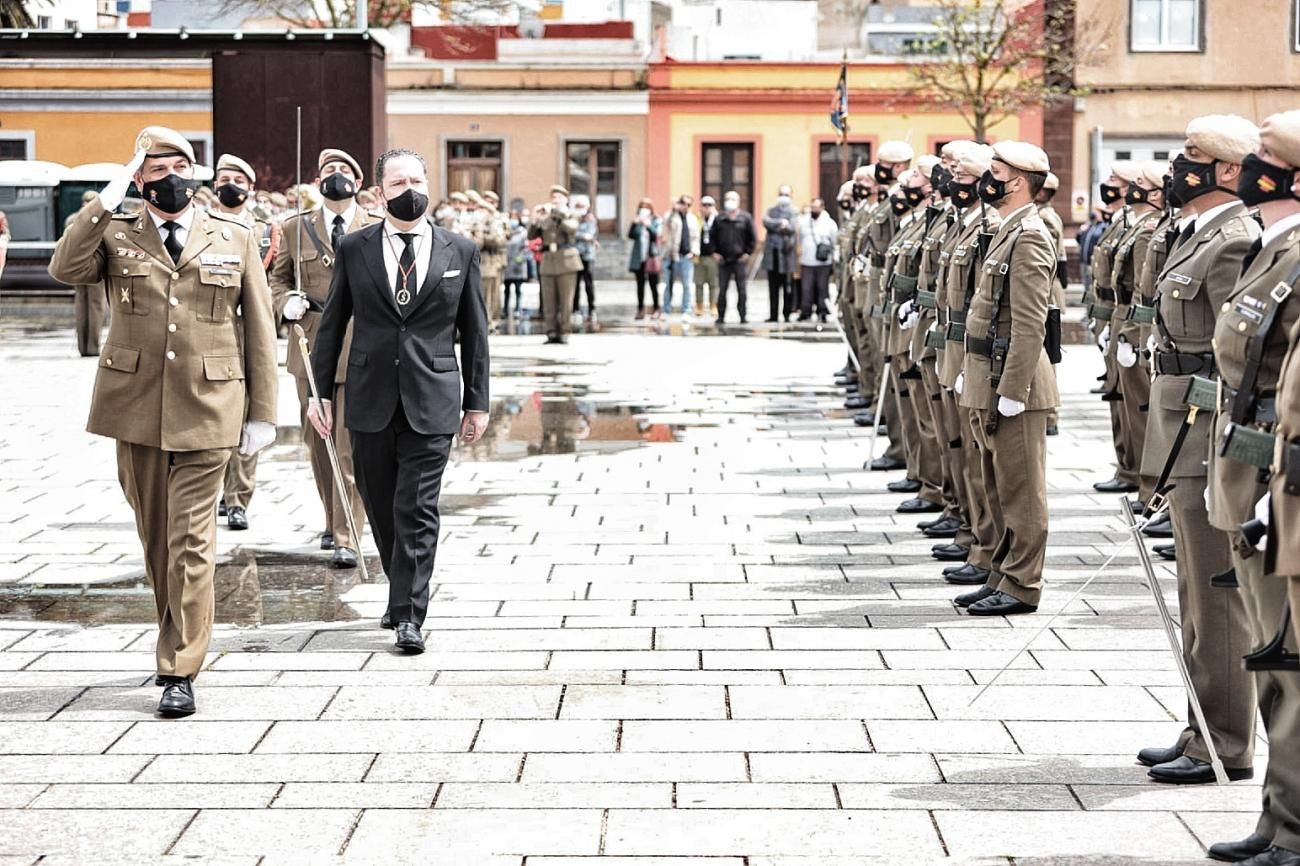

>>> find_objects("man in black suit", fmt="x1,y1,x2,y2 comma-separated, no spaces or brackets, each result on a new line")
308,148,490,654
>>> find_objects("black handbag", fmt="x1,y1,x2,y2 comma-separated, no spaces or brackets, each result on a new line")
815,240,833,262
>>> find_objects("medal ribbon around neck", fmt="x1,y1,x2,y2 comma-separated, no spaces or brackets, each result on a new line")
385,227,426,306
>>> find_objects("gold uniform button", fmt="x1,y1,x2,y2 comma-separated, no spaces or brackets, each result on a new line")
166,351,176,360
168,323,177,333
1221,302,1231,313
1239,321,1249,332
121,268,129,275
1171,290,1181,299
105,359,113,366
91,216,100,224
172,272,180,280
170,297,179,306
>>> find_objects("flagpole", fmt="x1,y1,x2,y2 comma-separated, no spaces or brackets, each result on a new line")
838,53,850,210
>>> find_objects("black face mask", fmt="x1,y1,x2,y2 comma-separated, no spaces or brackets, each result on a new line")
931,165,953,197
1163,174,1180,208
875,164,894,185
950,179,978,208
216,183,249,210
1099,183,1124,205
1237,153,1299,207
320,172,357,202
977,171,1009,206
1124,186,1149,206
889,194,910,216
852,182,870,201
386,187,429,222
1170,155,1220,205
903,187,926,208
837,200,852,212
142,173,199,214
876,188,890,203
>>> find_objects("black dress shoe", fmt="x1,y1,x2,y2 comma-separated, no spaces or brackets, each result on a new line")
1240,846,1300,866
1142,513,1175,538
1209,833,1271,862
321,531,335,551
1046,423,1059,436
868,456,906,472
946,564,991,585
395,622,425,655
218,501,228,517
157,676,196,718
897,498,943,514
1147,755,1253,784
887,478,922,493
967,590,1038,616
1137,742,1183,767
1155,543,1177,561
918,515,946,530
226,506,249,531
834,375,854,386
853,412,876,427
331,547,358,569
922,517,960,538
955,585,997,607
932,543,970,562
1094,477,1140,493
845,395,871,410
380,611,394,630
1128,498,1146,514
844,382,860,394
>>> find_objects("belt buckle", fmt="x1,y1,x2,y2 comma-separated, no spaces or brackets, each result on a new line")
1271,281,1293,304
998,263,1009,275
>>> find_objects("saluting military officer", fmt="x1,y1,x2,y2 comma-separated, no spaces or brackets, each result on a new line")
953,141,1059,615
1204,111,1300,866
48,126,278,717
211,153,280,531
272,148,380,570
1137,114,1260,786
528,184,582,345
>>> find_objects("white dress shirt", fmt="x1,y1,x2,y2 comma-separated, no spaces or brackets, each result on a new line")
320,201,358,236
149,206,196,251
381,218,433,297
1193,200,1239,232
1262,211,1300,247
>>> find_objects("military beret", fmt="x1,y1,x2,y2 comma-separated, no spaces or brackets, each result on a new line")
449,192,470,204
877,140,915,164
317,148,364,183
852,164,875,182
834,183,853,201
269,191,288,208
1260,110,1300,170
992,140,1050,173
1043,171,1060,191
215,153,256,186
897,169,924,187
465,190,486,206
1185,115,1260,164
1108,160,1141,183
135,126,195,163
1138,160,1169,188
915,154,942,176
955,144,995,178
549,184,570,197
941,140,974,160
482,190,500,203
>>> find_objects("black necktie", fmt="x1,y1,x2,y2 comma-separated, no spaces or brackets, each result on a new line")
1175,222,1195,249
396,233,417,307
332,215,345,251
162,220,183,264
1241,237,1264,275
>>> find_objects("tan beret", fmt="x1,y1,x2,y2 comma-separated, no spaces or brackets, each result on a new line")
955,144,995,178
898,169,925,187
549,184,570,197
135,126,195,163
916,154,942,175
1108,160,1141,183
317,148,363,183
852,164,875,182
1043,171,1060,191
1260,110,1300,169
836,182,854,200
992,140,1050,173
215,153,256,186
482,190,500,203
466,190,487,206
449,192,470,204
941,140,974,159
877,140,915,164
269,191,288,208
1186,115,1260,164
1138,160,1168,188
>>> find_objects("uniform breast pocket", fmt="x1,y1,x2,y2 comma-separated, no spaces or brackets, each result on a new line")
197,267,240,323
108,259,151,316
1161,273,1206,337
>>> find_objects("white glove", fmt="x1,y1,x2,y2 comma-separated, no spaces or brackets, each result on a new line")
239,421,277,456
1097,324,1110,353
282,293,309,321
997,396,1026,417
1116,340,1137,368
896,300,914,324
1254,492,1271,552
1146,333,1158,354
954,372,965,396
98,148,147,212
899,302,920,331
852,254,867,275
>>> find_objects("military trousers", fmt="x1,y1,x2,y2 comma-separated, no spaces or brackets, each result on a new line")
295,377,366,551
1116,349,1153,502
482,273,502,322
905,356,944,506
962,405,999,572
1168,481,1257,769
74,283,107,357
1104,339,1140,486
930,370,975,550
1236,549,1300,850
221,450,258,510
117,441,229,679
540,273,576,338
888,355,923,484
971,408,1050,605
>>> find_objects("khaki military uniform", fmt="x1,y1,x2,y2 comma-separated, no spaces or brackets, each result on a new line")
1108,209,1160,503
1037,203,1066,431
270,205,379,551
529,207,582,339
1141,201,1259,771
66,210,110,356
49,202,278,678
958,203,1059,605
1091,208,1138,485
866,203,906,463
474,208,509,323
848,201,881,398
1132,209,1179,498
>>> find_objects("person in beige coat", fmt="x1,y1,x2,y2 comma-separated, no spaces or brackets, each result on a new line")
953,141,1060,615
48,126,278,717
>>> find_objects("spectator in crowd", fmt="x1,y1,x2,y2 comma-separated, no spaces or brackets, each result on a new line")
797,197,837,322
1078,205,1110,294
503,217,530,321
762,184,799,322
628,197,663,320
662,194,701,319
695,195,719,319
712,190,757,325
572,194,598,324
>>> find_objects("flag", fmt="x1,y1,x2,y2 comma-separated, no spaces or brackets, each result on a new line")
830,57,848,138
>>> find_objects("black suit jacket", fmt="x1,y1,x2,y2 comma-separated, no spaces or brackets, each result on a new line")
313,219,490,435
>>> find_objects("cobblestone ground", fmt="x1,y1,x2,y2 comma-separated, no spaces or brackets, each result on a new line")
0,295,1266,865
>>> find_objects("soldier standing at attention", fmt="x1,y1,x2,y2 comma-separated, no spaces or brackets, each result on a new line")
272,148,379,569
953,141,1059,616
1136,114,1260,786
529,185,582,345
1035,172,1067,436
48,127,278,717
479,190,509,327
212,153,279,532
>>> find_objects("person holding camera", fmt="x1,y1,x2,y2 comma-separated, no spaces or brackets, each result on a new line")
796,197,837,322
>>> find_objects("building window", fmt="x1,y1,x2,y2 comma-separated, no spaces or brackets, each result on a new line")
818,142,872,223
566,141,620,234
0,137,31,161
702,143,754,216
446,140,503,200
1131,0,1200,52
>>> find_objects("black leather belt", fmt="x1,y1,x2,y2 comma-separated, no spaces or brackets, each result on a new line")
871,253,886,267
1283,439,1300,496
1221,385,1277,426
948,309,967,324
1095,287,1116,302
966,335,995,357
1154,350,1216,377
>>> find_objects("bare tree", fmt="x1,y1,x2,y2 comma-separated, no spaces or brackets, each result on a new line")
905,0,1081,143
217,0,529,28
2,0,35,28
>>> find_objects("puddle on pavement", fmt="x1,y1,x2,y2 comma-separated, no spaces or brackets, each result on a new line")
0,549,381,627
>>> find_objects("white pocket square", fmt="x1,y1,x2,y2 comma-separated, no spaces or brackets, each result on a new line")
442,269,461,279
